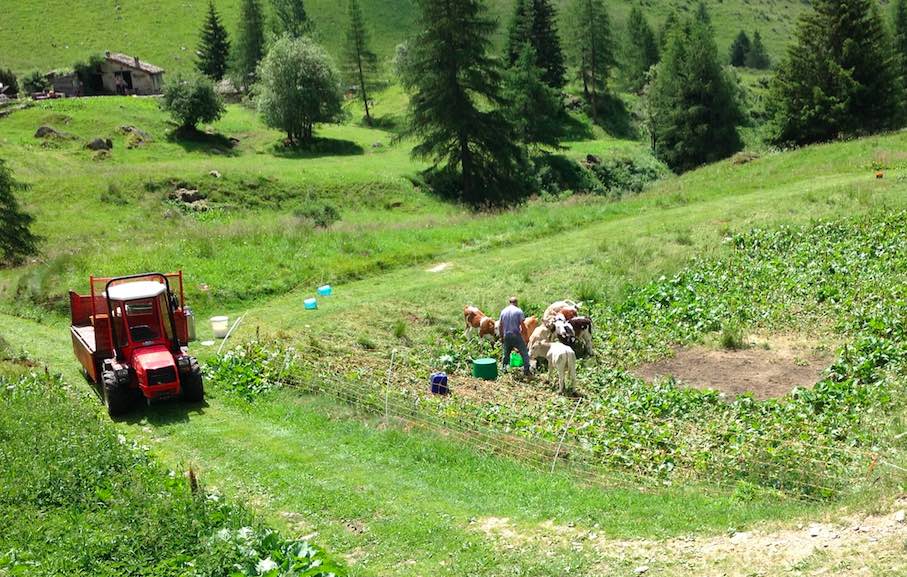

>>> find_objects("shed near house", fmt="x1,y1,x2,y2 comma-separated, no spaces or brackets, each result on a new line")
100,51,165,95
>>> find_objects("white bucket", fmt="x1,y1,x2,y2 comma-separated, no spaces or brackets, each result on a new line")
210,316,230,339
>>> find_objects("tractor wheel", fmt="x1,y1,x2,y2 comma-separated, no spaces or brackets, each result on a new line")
102,370,132,417
182,363,205,403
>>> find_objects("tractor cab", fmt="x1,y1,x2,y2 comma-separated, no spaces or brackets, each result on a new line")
70,272,203,417
106,280,183,399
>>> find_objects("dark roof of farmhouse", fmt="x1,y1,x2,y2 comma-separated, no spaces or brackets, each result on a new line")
104,52,165,75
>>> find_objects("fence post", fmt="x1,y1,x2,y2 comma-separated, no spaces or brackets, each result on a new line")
551,399,582,473
385,350,397,426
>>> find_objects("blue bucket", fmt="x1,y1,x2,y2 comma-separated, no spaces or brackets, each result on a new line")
429,372,449,395
304,298,318,310
317,285,333,297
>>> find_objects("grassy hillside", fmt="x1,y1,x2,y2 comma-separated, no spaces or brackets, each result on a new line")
0,0,809,77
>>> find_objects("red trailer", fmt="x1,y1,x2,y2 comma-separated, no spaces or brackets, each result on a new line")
70,272,202,417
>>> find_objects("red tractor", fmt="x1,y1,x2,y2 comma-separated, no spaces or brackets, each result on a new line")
70,272,202,417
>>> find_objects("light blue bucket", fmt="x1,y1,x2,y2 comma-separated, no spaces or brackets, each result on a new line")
304,298,318,310
317,285,333,297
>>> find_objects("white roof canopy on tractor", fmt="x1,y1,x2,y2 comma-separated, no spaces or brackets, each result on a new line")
105,281,167,301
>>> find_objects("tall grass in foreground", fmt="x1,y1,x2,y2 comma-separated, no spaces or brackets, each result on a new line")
0,370,344,577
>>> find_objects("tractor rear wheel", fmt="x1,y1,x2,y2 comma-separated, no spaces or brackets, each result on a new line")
102,370,131,417
182,362,204,403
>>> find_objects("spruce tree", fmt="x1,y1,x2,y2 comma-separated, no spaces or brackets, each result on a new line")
624,6,659,92
196,1,231,81
659,11,678,50
344,0,379,125
892,0,907,81
232,0,266,88
745,30,770,69
770,0,904,145
271,0,311,38
564,0,614,121
506,0,531,65
729,30,751,67
0,159,39,266
528,0,567,88
506,0,566,88
404,0,525,205
649,14,742,172
503,43,566,148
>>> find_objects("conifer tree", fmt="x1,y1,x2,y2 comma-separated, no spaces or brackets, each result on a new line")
196,1,231,81
506,0,531,65
729,30,751,67
659,11,678,50
564,0,614,121
892,0,907,81
503,43,566,148
770,0,903,145
649,13,742,172
624,6,659,92
403,0,525,205
744,30,770,69
344,0,379,124
271,0,311,38
506,0,566,88
0,159,39,266
232,0,266,88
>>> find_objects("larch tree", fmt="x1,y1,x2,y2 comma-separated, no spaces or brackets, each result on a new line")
624,6,659,92
403,0,526,206
344,0,379,125
769,0,904,145
506,0,566,88
232,0,266,88
648,13,743,172
196,0,231,81
271,0,311,38
564,0,615,121
0,159,39,266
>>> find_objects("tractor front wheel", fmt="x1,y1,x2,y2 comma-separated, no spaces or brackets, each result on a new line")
182,363,205,403
102,370,132,417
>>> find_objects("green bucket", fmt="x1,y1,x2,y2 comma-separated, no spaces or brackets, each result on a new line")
472,358,498,380
510,352,524,368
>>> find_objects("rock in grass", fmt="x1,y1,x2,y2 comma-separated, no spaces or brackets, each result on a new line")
895,510,905,523
634,565,649,574
86,137,113,151
34,125,73,139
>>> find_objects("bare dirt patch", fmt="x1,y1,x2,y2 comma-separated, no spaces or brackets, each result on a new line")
634,335,836,400
426,262,452,273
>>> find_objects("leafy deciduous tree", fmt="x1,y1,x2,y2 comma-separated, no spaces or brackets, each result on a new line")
161,74,226,130
257,36,344,144
271,0,311,38
0,69,18,97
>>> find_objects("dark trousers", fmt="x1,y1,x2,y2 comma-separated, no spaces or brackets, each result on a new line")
502,333,530,375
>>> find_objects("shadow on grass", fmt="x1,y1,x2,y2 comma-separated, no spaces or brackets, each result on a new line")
562,113,595,141
592,92,638,140
167,126,239,156
118,399,210,426
271,137,365,159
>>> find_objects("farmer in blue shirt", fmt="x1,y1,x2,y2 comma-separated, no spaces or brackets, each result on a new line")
500,297,530,377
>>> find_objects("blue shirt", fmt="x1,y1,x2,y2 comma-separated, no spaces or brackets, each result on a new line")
499,305,524,337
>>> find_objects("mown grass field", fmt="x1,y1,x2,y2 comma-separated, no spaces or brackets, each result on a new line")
3,91,907,576
0,0,809,77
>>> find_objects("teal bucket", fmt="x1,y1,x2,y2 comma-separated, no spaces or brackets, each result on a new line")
317,285,333,297
304,298,318,310
472,358,498,380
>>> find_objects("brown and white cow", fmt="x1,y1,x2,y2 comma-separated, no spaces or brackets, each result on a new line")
543,300,580,328
464,305,498,342
568,316,593,356
521,316,539,345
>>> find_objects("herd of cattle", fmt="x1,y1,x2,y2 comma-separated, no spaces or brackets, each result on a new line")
463,301,594,393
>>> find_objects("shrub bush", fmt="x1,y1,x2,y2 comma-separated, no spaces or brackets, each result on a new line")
161,73,225,130
0,68,19,97
205,339,299,401
294,202,340,228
